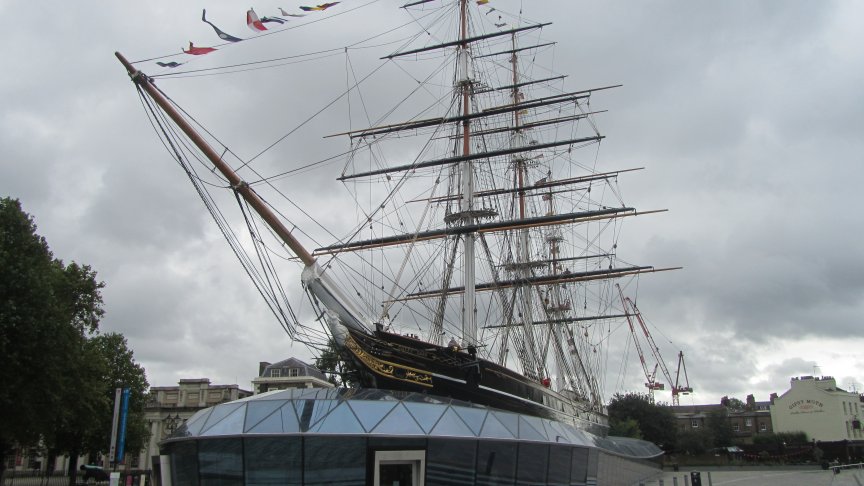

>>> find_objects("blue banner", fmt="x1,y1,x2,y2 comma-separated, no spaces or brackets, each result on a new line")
116,388,131,462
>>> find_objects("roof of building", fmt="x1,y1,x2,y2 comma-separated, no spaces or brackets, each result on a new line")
259,357,328,381
164,388,664,460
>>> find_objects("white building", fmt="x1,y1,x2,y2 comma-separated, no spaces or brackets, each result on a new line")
140,379,252,471
770,376,863,442
252,357,334,394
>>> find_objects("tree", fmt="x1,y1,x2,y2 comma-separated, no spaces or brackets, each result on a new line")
46,333,149,484
607,392,677,450
0,198,105,478
720,396,746,411
706,408,733,448
0,199,148,485
609,417,642,439
677,428,713,455
314,339,358,388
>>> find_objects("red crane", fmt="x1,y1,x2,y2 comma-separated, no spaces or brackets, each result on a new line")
617,285,671,403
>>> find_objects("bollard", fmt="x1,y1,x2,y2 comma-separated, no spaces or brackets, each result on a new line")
684,474,690,486
672,476,678,486
659,480,664,486
707,471,712,486
690,471,702,486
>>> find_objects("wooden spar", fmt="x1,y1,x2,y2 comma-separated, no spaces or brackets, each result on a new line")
474,42,556,59
435,112,608,141
388,266,682,302
401,0,435,7
311,207,668,255
483,75,568,94
383,22,551,59
338,135,603,181
407,168,643,204
114,52,316,267
482,314,630,329
326,90,593,139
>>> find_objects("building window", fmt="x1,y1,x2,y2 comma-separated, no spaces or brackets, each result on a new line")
271,369,281,378
289,368,300,377
760,423,767,432
691,419,699,428
745,418,752,428
733,423,739,432
844,402,848,414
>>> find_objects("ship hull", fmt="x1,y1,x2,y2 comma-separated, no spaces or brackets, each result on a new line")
342,328,608,436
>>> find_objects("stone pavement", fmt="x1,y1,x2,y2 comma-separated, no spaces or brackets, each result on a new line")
639,466,864,486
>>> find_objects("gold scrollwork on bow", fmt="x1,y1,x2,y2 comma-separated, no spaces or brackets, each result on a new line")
346,337,433,387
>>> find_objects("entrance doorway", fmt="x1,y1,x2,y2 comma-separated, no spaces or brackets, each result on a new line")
373,450,425,486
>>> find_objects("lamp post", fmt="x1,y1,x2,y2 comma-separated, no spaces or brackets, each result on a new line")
164,413,181,437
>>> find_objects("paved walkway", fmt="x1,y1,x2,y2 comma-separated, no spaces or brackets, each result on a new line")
641,466,864,486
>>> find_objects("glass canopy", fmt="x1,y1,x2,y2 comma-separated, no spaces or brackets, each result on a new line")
167,388,662,460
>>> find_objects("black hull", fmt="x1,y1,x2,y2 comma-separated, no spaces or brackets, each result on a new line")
342,328,608,436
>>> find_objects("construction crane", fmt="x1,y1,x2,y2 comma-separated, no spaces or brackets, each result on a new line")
673,351,693,405
617,285,672,403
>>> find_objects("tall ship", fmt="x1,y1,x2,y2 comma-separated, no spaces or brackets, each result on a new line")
119,1,673,483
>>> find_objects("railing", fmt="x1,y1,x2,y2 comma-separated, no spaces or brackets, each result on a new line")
2,469,151,486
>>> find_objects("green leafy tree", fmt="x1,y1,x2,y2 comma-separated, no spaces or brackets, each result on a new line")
314,339,358,388
0,198,104,478
609,417,642,439
720,396,745,411
0,199,148,485
707,408,733,448
677,428,714,455
607,392,677,449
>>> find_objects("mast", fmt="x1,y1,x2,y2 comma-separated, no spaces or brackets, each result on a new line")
509,32,543,379
458,0,477,347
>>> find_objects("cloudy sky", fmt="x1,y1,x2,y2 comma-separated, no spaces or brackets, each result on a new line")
1,0,862,407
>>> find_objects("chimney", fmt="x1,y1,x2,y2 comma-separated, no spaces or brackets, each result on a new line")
259,362,271,376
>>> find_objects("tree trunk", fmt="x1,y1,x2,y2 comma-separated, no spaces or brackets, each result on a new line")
66,446,80,486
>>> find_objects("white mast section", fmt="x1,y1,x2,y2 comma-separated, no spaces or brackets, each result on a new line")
458,0,477,347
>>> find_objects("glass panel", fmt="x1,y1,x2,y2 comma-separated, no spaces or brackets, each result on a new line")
296,399,316,432
570,446,588,485
199,439,242,486
182,409,213,437
348,401,398,432
281,401,301,433
429,407,474,437
403,402,447,434
546,444,571,486
373,403,425,435
515,442,548,486
245,400,288,432
427,439,475,486
307,399,341,430
305,436,366,485
247,408,283,434
169,441,198,486
518,415,548,441
545,420,572,445
245,437,301,486
379,463,414,486
201,406,247,436
476,441,516,486
200,403,243,434
311,402,365,434
490,412,519,438
452,407,488,436
585,447,599,481
479,413,517,439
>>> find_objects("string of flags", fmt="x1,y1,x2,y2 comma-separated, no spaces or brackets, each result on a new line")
160,1,503,68
161,4,343,67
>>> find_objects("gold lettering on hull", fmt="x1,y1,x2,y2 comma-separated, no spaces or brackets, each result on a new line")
345,336,434,388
